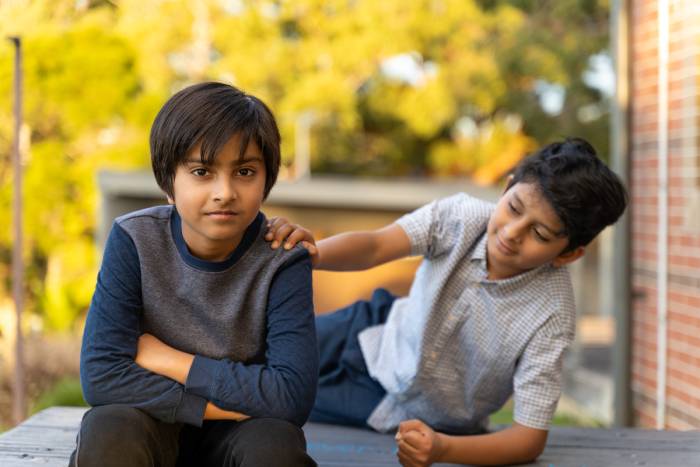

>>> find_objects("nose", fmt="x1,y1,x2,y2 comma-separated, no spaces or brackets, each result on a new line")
501,219,526,243
213,177,237,202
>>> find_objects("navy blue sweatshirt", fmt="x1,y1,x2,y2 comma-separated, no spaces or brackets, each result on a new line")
80,206,318,427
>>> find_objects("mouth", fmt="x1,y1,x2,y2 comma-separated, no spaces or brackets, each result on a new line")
205,210,239,219
495,234,517,256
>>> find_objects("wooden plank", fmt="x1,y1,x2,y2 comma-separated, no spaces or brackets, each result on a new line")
545,425,700,451
1,407,699,467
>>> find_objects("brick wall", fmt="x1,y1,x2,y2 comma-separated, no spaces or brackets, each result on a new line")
629,0,700,429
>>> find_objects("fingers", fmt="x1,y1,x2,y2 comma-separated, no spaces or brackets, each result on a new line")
265,217,316,250
396,421,432,466
300,241,317,254
300,241,320,265
270,223,296,249
264,217,288,242
283,228,312,249
396,443,427,467
399,419,427,434
397,450,421,467
396,437,422,457
400,430,428,451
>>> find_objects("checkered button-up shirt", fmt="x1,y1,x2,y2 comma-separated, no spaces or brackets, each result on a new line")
358,193,576,434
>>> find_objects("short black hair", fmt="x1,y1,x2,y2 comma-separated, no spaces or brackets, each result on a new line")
507,137,628,252
150,82,281,199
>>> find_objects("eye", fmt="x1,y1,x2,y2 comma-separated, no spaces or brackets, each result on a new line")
191,168,209,177
533,229,549,242
508,202,520,214
238,167,255,177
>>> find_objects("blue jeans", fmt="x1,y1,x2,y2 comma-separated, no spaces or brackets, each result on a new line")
309,288,395,429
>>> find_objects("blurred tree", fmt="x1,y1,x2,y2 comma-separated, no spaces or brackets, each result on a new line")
0,2,144,331
0,0,610,330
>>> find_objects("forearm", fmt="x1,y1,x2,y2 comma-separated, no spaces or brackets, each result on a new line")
204,402,249,421
317,224,410,271
317,232,381,270
436,424,547,466
136,337,194,386
81,308,206,425
186,355,315,426
80,346,206,425
135,339,251,421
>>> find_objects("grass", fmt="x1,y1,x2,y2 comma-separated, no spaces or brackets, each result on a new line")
30,377,87,415
489,400,603,428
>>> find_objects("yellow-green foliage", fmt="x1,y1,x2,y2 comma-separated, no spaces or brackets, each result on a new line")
0,0,609,331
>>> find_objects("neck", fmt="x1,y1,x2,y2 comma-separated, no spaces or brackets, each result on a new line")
181,228,244,263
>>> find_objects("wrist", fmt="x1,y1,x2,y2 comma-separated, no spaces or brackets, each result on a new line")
172,350,195,384
434,432,450,462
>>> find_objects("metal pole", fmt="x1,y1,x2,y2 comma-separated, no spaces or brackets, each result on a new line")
610,0,632,428
8,35,26,424
655,0,670,430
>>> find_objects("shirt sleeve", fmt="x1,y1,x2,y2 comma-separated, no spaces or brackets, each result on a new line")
395,193,475,259
80,222,207,426
184,251,318,427
512,314,574,430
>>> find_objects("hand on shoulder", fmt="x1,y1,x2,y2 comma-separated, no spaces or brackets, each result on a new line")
265,216,320,265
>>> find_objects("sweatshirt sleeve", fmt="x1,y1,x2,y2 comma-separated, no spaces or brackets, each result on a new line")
80,222,207,426
184,251,319,427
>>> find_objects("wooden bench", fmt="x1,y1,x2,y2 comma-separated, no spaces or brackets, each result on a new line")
1,407,699,466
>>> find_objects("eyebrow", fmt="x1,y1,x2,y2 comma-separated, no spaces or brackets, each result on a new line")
511,193,564,237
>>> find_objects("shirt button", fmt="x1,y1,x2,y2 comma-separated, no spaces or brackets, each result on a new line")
430,351,438,359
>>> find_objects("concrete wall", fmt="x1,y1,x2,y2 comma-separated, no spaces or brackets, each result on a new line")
98,172,499,313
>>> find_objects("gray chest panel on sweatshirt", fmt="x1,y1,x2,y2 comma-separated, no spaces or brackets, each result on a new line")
117,206,305,363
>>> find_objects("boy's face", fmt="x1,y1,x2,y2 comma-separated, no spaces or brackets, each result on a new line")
486,182,584,280
168,133,266,261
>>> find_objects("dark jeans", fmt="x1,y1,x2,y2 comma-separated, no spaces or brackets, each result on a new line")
69,405,316,467
308,288,395,428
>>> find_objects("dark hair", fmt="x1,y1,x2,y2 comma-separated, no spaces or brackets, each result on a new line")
150,82,281,199
506,137,628,252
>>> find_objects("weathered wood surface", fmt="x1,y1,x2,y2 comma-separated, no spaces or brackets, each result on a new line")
1,407,699,466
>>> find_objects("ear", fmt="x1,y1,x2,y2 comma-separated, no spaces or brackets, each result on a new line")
166,194,175,205
552,246,585,267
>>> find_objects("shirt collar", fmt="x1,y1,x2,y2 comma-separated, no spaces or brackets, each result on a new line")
470,231,488,262
170,207,263,272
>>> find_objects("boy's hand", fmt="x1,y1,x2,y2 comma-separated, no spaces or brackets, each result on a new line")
395,419,446,467
265,216,319,265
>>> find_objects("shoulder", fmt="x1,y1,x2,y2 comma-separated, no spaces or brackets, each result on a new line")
267,243,311,273
245,215,310,273
435,192,495,231
115,205,172,231
437,192,495,238
531,266,576,339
